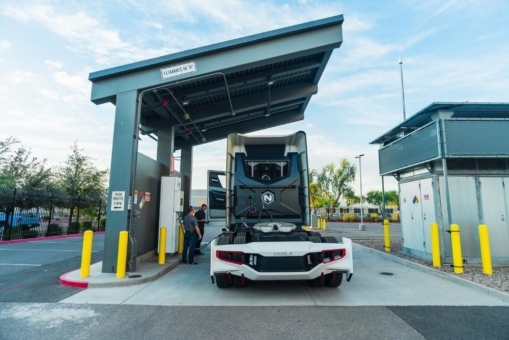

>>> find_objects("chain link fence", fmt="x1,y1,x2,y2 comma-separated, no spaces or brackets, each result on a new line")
0,187,107,241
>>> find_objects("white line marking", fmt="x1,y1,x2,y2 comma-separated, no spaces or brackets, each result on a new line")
0,263,41,266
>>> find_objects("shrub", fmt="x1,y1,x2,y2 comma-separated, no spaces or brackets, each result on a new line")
42,215,51,221
391,212,400,222
342,213,350,222
79,221,95,232
370,213,379,223
47,223,63,236
99,218,106,231
6,227,23,240
67,222,80,234
22,229,39,239
349,214,357,222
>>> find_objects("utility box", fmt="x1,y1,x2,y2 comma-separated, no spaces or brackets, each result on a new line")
372,103,509,265
159,176,184,254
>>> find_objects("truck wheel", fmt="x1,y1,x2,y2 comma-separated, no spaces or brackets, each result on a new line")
309,231,321,237
308,276,324,287
296,231,309,240
325,272,343,287
321,236,338,243
233,235,246,244
309,236,322,243
216,274,230,288
217,235,232,245
232,236,246,263
232,275,247,288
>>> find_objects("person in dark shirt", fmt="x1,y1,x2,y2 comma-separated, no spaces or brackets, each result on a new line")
194,204,207,255
182,206,202,265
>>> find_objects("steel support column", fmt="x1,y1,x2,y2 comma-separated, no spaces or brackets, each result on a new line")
102,90,138,273
180,144,193,211
157,127,175,170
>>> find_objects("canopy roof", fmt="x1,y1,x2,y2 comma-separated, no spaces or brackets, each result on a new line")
89,15,344,150
370,102,509,145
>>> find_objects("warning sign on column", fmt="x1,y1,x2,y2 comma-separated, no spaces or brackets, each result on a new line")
111,191,125,211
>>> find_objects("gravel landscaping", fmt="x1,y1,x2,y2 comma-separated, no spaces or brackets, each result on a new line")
354,239,509,294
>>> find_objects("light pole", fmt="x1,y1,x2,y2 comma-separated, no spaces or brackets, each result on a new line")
356,154,365,231
399,57,406,120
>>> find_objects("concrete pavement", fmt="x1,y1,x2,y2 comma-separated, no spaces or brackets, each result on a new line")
60,225,509,306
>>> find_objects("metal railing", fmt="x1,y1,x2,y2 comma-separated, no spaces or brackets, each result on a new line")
0,187,106,241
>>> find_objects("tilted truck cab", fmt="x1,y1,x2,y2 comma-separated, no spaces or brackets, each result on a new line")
210,131,354,288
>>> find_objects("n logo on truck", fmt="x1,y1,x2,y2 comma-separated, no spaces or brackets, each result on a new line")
262,191,275,205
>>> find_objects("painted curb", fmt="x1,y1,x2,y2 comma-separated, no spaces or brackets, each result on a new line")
58,258,182,289
59,272,88,289
353,243,509,303
88,259,182,288
0,231,105,245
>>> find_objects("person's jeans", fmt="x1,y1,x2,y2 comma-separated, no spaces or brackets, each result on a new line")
195,225,205,252
182,231,197,263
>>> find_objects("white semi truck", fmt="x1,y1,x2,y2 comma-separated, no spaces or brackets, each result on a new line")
210,131,353,288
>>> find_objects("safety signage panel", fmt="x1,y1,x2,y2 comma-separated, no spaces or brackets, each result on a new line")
111,191,125,211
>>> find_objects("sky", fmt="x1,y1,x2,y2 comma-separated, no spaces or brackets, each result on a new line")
1,0,508,194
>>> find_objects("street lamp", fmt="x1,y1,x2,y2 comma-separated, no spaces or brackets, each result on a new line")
399,57,407,120
356,154,365,231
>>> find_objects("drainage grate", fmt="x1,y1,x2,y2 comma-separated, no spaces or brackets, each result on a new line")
128,274,142,279
379,272,394,276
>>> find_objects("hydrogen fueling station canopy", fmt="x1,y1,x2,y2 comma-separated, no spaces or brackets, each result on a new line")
89,15,344,150
89,15,344,273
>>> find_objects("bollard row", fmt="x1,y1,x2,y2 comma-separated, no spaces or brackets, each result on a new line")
430,222,493,275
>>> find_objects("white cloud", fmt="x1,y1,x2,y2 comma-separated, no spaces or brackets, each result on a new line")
53,71,89,92
44,60,63,69
0,40,10,52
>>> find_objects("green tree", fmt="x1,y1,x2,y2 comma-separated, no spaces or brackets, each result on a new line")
0,146,54,191
308,170,325,213
365,190,383,214
365,190,400,217
315,159,356,218
56,142,108,224
385,190,399,209
343,187,360,213
0,138,55,237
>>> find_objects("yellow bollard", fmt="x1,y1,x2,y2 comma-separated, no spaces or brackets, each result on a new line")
430,222,441,267
478,225,493,275
80,230,94,278
450,224,463,274
116,231,128,279
178,224,184,254
158,227,167,265
319,219,322,230
383,219,391,252
323,219,326,231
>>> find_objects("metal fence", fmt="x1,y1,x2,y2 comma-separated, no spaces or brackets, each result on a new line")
0,187,107,241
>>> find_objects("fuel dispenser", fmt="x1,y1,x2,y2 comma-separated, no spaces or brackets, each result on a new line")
158,176,184,254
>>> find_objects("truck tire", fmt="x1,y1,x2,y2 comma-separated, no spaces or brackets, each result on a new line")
309,236,322,243
232,275,247,288
309,231,321,237
325,272,343,287
234,235,246,244
217,235,232,245
296,231,309,240
308,276,324,287
232,236,246,263
321,236,338,243
216,274,230,288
